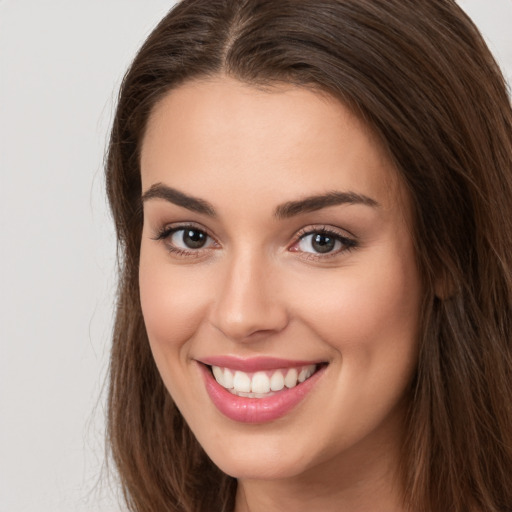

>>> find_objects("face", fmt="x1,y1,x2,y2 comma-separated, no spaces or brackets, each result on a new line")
139,77,422,484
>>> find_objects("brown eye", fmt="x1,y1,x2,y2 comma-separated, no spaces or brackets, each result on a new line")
297,232,341,254
181,229,207,249
310,233,336,253
293,229,357,256
168,228,214,250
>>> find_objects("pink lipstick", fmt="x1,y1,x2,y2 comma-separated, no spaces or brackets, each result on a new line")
198,357,326,423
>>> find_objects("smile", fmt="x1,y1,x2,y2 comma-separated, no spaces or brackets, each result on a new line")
198,357,327,423
211,364,317,398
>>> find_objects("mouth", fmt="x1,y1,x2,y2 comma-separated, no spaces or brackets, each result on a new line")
210,363,318,398
197,358,328,423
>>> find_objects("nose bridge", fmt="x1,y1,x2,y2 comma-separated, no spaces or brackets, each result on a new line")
209,245,288,341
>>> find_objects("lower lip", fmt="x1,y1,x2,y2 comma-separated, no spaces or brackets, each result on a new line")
199,363,326,424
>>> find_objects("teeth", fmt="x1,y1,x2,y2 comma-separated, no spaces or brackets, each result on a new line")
284,368,298,388
211,364,317,397
270,371,285,391
251,372,271,394
298,366,314,382
233,371,251,392
212,366,224,386
223,368,234,389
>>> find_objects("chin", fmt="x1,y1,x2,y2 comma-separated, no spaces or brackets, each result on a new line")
192,423,321,481
210,449,310,481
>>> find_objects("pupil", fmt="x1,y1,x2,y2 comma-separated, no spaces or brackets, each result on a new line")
184,229,206,249
312,233,335,253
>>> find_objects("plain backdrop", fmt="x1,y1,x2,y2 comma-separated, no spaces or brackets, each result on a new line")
0,2,511,511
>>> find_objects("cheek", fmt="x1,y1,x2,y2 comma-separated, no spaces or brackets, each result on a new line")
138,247,212,353
288,252,421,446
292,249,421,364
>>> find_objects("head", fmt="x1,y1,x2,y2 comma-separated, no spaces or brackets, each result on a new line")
106,1,512,511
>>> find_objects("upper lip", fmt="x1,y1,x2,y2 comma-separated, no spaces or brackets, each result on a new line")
197,355,325,372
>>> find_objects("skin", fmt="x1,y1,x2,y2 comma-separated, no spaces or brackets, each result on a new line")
139,77,422,512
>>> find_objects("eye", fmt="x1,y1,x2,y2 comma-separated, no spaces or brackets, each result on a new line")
291,228,357,256
298,232,339,254
153,224,217,255
170,228,212,250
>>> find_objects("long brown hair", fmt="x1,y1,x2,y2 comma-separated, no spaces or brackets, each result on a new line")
105,1,512,511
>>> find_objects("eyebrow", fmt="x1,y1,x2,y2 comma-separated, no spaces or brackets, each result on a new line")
141,183,216,216
274,191,379,218
141,183,379,218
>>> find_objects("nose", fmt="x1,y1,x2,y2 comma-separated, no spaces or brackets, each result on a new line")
208,251,289,342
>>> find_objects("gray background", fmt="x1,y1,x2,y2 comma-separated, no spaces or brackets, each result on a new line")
1,1,511,511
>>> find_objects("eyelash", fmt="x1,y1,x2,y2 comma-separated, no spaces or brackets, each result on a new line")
292,226,358,260
152,223,217,258
152,224,358,260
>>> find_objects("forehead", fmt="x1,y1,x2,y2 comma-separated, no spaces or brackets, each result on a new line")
140,77,405,216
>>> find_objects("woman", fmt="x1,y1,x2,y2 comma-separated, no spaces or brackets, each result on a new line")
105,1,512,511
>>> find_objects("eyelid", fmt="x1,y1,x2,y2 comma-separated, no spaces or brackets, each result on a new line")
151,221,219,256
289,225,358,257
150,222,357,259
294,224,356,240
152,221,215,241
